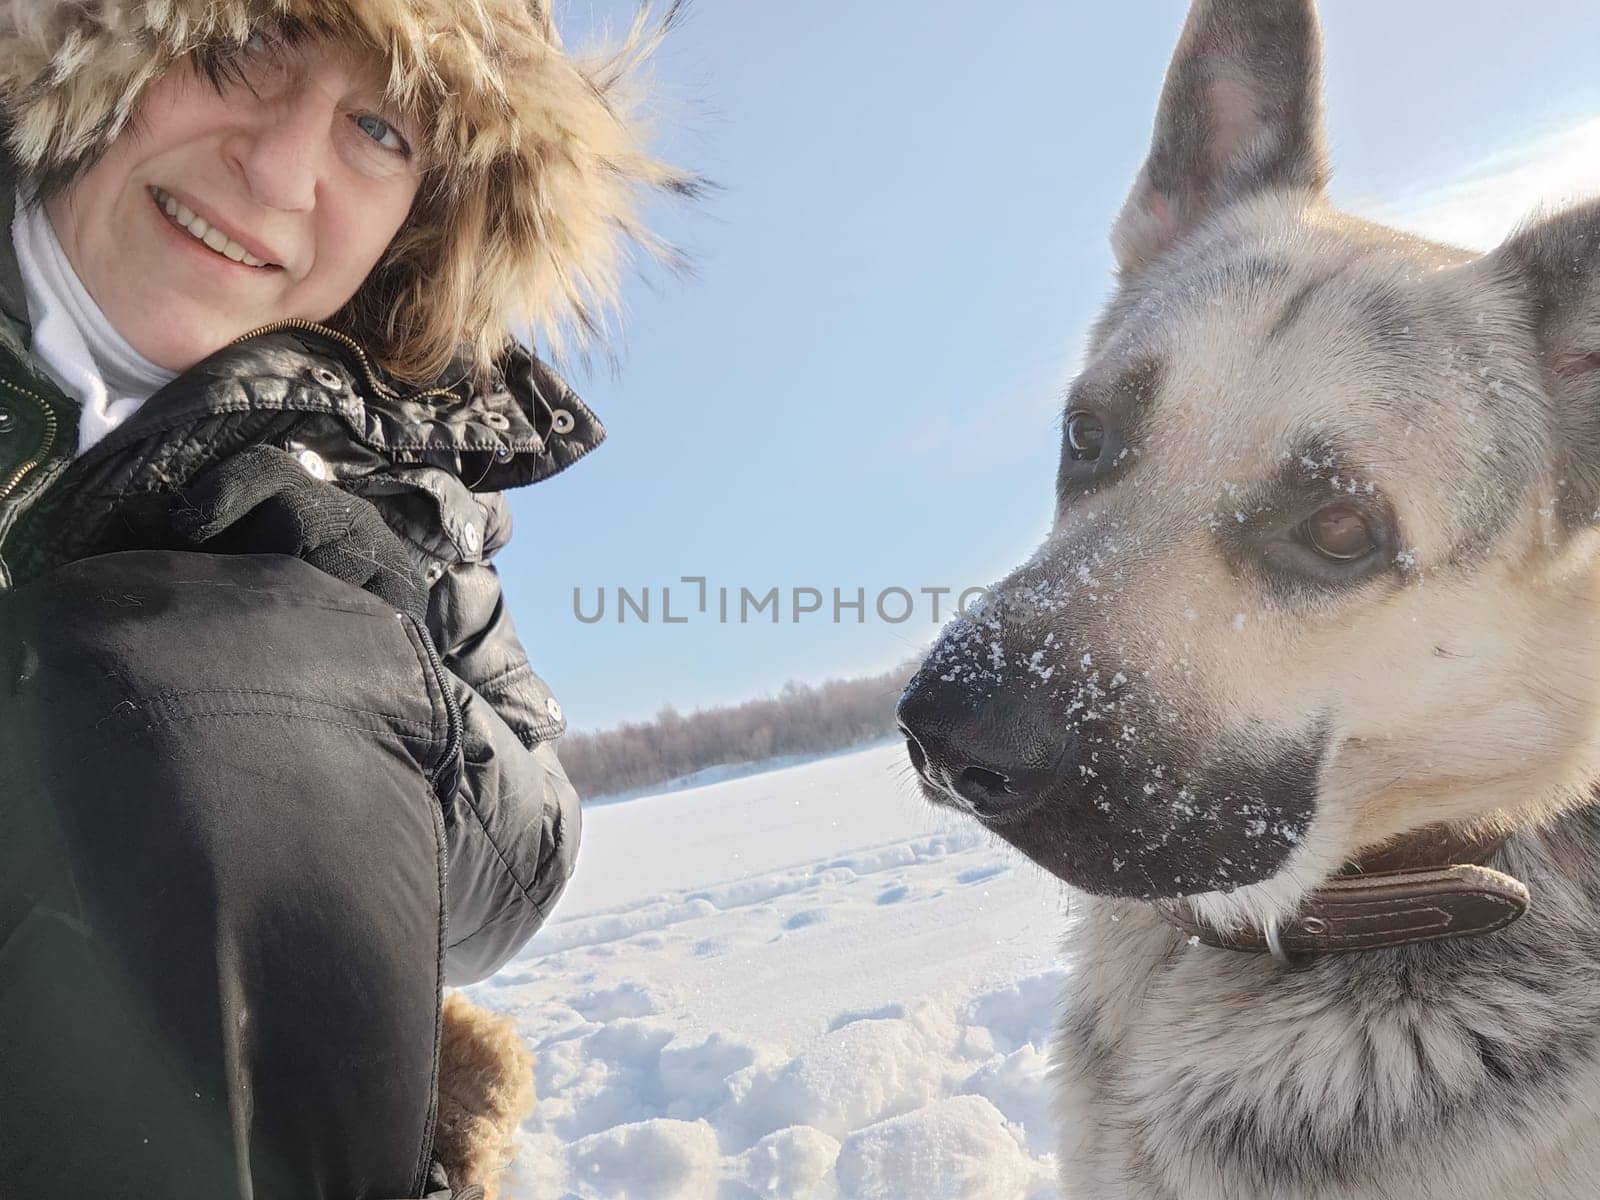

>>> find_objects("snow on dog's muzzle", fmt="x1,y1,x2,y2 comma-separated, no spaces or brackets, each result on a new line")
899,610,1326,901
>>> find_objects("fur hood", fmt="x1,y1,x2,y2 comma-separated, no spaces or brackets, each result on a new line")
0,0,693,382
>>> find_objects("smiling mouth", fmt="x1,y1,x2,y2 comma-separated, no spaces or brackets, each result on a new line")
148,186,282,270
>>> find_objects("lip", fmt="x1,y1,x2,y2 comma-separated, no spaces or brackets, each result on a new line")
148,185,286,270
912,773,1050,828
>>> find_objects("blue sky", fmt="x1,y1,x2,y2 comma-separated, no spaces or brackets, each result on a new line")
502,0,1600,731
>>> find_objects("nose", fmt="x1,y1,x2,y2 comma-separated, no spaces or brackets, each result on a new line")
896,672,1075,821
227,88,331,213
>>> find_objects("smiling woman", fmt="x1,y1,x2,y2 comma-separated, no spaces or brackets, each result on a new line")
0,2,694,1199
37,26,428,381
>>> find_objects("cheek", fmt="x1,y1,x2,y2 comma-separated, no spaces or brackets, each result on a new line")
307,190,414,299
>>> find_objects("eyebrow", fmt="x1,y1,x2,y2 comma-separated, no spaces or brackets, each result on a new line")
1229,435,1373,523
331,47,421,126
349,82,412,125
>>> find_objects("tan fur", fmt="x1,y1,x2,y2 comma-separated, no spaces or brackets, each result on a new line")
434,992,536,1200
0,0,696,383
1051,190,1600,939
904,2,1600,1195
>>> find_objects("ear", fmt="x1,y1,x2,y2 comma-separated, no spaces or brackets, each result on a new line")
1488,200,1600,360
1113,0,1329,274
1483,201,1600,526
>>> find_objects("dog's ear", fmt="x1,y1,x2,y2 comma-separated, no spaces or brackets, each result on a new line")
1483,201,1600,526
1113,0,1329,274
1487,201,1600,365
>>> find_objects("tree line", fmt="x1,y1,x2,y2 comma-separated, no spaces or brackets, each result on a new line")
560,660,919,801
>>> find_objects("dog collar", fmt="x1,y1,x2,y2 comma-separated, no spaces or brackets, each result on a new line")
1156,824,1530,965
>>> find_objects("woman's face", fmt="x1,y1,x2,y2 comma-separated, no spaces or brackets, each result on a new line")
44,32,426,372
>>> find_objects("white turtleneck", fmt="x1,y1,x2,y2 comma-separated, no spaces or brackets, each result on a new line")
11,184,179,458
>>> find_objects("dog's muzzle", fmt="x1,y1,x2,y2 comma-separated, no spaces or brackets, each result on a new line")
897,636,1323,900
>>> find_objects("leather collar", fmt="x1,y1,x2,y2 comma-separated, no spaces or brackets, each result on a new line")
1157,823,1530,964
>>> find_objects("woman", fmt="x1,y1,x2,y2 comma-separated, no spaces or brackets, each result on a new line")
0,2,687,1197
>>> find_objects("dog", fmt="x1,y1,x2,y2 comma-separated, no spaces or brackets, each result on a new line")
434,993,535,1200
896,1,1600,1196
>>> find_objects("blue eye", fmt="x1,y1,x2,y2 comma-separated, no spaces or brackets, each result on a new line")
354,113,409,157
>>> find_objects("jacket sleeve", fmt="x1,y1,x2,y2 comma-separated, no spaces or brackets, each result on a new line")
419,496,582,986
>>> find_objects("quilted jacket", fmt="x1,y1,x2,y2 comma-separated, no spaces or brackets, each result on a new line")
0,154,597,987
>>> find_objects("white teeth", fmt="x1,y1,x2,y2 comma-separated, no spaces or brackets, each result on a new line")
149,186,272,269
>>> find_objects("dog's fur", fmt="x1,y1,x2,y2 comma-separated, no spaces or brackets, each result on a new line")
434,992,536,1199
901,1,1600,1196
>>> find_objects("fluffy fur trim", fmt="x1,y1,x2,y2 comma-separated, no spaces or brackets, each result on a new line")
434,992,536,1199
0,0,696,381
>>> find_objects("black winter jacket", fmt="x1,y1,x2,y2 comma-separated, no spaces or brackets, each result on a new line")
0,171,598,985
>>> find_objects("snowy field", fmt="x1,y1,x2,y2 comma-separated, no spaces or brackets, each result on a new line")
461,739,1076,1200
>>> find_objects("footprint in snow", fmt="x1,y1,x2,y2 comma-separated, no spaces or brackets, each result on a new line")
956,864,1009,886
569,981,658,1022
828,1003,909,1032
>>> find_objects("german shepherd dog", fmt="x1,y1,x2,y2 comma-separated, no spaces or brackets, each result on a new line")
897,1,1600,1196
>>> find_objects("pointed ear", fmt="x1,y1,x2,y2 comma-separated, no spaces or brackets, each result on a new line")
1113,0,1329,274
1487,200,1600,365
1483,201,1600,526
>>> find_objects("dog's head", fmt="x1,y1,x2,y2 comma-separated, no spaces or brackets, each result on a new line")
899,0,1600,926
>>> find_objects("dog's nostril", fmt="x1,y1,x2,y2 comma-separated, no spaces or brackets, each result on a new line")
959,765,1011,798
903,733,927,774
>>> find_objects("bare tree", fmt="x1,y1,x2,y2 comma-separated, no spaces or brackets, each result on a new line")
561,660,918,800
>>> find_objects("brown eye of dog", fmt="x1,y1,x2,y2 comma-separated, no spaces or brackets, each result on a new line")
1066,412,1105,461
1303,505,1375,561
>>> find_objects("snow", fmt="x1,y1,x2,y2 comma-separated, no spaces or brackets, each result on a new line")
462,741,1071,1199
585,747,866,807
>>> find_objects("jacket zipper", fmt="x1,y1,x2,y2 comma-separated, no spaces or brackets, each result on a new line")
226,318,462,407
405,611,464,797
0,376,58,501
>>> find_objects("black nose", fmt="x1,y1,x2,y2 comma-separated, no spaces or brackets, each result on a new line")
896,672,1074,820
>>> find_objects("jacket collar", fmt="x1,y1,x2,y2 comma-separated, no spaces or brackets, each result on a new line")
0,175,34,366
0,147,605,491
232,320,609,491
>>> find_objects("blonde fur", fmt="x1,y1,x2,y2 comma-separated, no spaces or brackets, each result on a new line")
435,992,536,1200
0,0,696,384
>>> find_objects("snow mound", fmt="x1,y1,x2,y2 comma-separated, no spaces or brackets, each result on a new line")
725,1009,955,1145
835,1095,1054,1200
736,1126,842,1198
568,1118,721,1199
464,742,1069,1198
